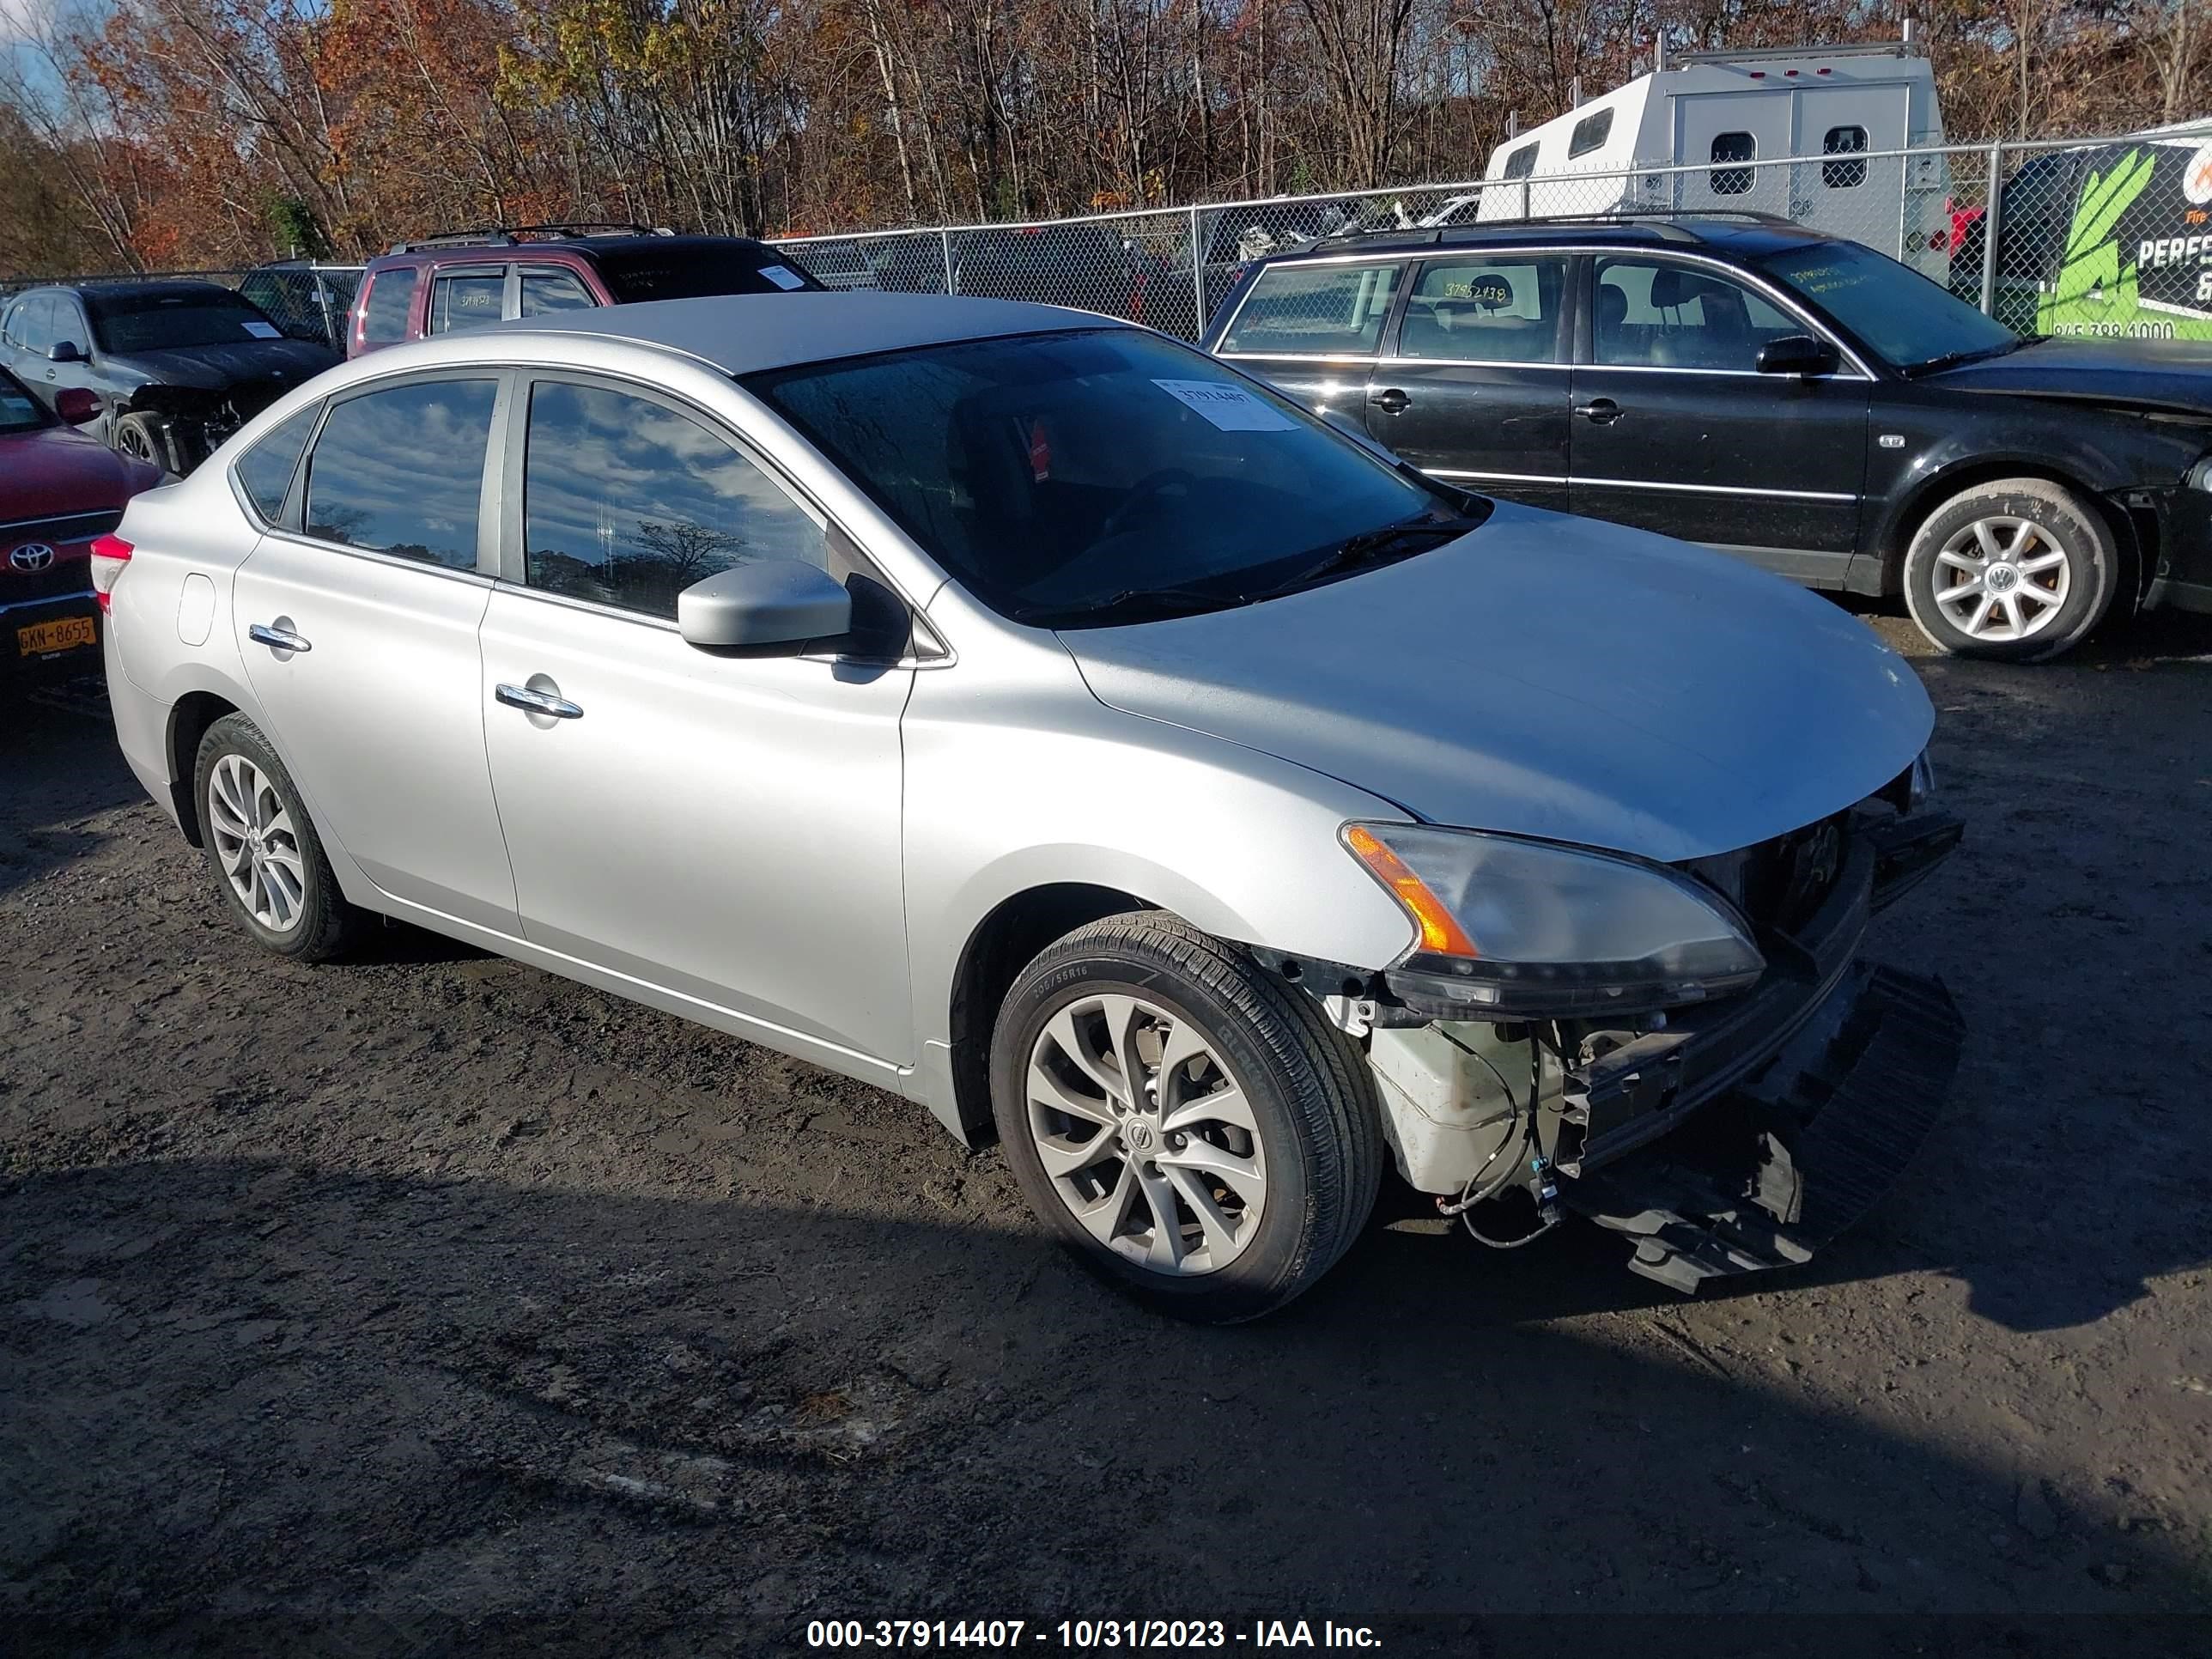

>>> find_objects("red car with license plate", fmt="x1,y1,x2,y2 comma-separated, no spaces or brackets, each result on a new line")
1,368,162,692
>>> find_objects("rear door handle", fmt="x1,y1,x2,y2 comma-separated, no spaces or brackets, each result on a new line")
495,682,584,720
1574,398,1624,425
1368,387,1411,414
247,622,311,653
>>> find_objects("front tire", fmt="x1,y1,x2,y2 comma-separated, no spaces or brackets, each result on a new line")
1902,477,2118,662
990,912,1382,1322
192,713,362,961
111,410,167,472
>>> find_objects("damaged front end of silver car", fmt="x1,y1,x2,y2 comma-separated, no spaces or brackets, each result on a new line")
1273,760,1965,1291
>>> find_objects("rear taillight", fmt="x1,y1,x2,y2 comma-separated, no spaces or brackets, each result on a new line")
88,533,133,611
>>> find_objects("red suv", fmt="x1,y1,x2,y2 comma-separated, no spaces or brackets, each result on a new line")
347,224,822,357
1,368,161,694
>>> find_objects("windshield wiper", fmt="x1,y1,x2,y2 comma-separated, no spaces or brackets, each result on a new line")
1906,339,2023,377
1014,583,1251,628
1258,512,1486,598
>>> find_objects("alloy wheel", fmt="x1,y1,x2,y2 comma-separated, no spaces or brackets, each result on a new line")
206,753,307,934
1024,993,1268,1276
1931,515,2072,642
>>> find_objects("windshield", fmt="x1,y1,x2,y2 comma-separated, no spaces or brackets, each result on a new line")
88,289,288,353
593,243,818,302
0,369,48,434
1758,241,2019,370
745,328,1471,626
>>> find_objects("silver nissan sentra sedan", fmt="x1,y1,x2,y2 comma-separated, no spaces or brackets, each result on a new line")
94,293,1964,1321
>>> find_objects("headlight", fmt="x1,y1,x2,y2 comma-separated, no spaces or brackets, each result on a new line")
2189,454,2212,494
1342,823,1765,1018
1907,748,1937,811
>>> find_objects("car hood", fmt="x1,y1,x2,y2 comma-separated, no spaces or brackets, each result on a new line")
1059,505,1933,864
103,337,338,392
1918,336,2212,414
0,424,155,523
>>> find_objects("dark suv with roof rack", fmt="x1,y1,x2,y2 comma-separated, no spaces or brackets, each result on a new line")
1202,214,2212,662
347,223,822,358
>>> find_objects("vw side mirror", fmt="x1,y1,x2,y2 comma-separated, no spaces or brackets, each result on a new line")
48,340,86,364
55,387,100,425
678,559,852,652
1755,334,1840,377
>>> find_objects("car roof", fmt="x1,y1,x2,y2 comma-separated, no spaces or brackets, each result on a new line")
368,232,775,269
477,291,1133,375
33,279,247,305
1267,214,1831,261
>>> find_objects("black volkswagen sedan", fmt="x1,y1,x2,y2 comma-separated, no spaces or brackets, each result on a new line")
1202,216,2212,661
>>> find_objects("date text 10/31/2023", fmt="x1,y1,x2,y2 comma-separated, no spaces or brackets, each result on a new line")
804,1619,1384,1649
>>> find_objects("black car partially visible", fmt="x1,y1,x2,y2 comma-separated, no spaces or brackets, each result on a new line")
0,281,338,476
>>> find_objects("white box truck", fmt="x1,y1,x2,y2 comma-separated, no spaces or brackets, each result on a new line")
1470,38,1953,281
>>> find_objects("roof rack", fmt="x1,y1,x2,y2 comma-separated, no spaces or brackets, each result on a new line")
1671,40,1919,67
1308,208,1799,252
385,222,673,254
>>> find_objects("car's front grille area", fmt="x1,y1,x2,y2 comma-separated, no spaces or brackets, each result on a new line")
1681,815,1853,936
2,512,115,605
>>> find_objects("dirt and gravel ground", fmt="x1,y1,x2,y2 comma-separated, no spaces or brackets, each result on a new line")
3,610,2210,1657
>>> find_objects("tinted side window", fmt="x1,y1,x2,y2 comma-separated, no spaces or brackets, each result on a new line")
1710,132,1756,195
519,268,595,315
1500,143,1540,180
1594,258,1799,372
1822,125,1869,189
14,296,53,352
360,270,418,346
1568,109,1613,160
304,379,497,568
430,270,505,333
1399,257,1566,362
52,298,88,351
1220,262,1403,355
234,404,319,524
522,380,825,621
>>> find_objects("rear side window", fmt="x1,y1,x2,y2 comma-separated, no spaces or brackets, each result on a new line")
303,379,498,569
519,268,596,315
521,380,825,621
11,295,54,352
1398,258,1567,362
1220,262,1404,356
1567,109,1613,161
360,270,418,346
1710,132,1757,195
233,404,319,524
1499,143,1540,180
430,270,505,334
1822,125,1869,189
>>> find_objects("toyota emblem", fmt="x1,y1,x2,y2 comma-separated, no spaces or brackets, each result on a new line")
8,543,57,573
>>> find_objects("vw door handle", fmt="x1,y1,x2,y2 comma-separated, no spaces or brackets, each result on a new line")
495,682,584,720
1573,398,1624,425
1368,387,1411,414
247,622,312,653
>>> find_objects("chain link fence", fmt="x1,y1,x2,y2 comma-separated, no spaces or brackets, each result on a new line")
7,125,2205,351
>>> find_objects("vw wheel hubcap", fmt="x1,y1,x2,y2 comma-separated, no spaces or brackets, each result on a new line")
207,754,307,934
1025,994,1267,1276
1933,516,2071,642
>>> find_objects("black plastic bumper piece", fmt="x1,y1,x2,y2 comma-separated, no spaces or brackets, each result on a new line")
1559,960,1964,1294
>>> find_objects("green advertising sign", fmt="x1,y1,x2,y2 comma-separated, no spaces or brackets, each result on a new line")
2037,137,2212,342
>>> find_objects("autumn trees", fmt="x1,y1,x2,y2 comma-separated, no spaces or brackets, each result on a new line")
2,0,2204,276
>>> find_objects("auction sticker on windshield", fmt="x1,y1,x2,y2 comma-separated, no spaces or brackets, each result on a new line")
1152,379,1299,432
758,264,808,291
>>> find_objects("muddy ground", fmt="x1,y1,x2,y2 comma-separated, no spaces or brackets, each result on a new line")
3,611,2209,1656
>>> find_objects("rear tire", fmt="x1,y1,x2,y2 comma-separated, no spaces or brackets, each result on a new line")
192,713,363,962
1902,477,2118,662
990,911,1382,1322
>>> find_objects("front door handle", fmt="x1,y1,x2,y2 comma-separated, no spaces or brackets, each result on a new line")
1574,398,1624,425
247,622,311,653
1368,387,1411,414
495,682,584,720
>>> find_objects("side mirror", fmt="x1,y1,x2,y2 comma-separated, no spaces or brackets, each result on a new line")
678,559,852,652
54,387,99,425
1755,334,1840,377
48,339,86,364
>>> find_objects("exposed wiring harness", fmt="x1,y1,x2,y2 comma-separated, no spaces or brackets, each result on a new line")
1436,1026,1564,1249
